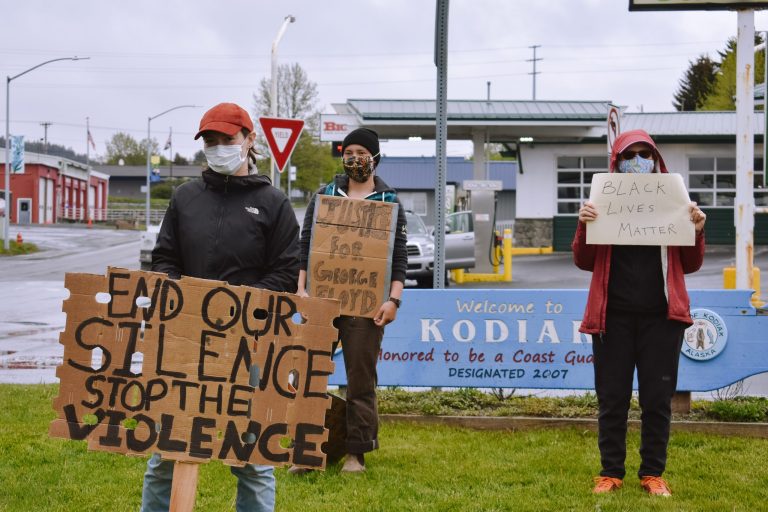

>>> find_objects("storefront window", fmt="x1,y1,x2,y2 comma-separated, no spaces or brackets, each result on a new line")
688,156,766,208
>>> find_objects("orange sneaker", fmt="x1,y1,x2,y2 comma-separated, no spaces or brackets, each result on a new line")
641,476,672,497
592,476,623,494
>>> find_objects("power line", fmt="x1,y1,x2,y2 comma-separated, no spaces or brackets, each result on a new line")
5,63,685,91
0,39,729,60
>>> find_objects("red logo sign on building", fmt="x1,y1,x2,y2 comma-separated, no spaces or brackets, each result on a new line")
258,117,305,173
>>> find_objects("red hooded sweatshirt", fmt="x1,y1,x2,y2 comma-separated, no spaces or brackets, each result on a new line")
571,129,705,334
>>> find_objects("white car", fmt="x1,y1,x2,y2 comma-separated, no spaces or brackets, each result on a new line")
405,211,436,288
139,224,161,270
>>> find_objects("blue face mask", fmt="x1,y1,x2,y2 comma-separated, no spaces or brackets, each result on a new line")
618,155,655,174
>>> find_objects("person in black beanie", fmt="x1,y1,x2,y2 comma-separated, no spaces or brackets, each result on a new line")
291,128,407,474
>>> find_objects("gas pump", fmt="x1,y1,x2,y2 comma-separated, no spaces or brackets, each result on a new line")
462,180,502,274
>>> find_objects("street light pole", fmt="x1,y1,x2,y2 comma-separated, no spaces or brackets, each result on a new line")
145,105,198,227
4,56,88,250
270,14,296,188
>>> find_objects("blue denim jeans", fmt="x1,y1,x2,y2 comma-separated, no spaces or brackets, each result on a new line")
140,454,275,512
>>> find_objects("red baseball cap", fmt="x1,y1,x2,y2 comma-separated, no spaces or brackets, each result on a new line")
194,103,254,139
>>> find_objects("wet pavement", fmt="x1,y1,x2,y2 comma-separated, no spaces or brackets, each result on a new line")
0,225,140,383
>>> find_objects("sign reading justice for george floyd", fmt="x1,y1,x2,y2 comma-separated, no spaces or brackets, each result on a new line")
307,196,398,318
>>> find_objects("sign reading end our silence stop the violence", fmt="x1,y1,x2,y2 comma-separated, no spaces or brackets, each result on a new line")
49,268,340,470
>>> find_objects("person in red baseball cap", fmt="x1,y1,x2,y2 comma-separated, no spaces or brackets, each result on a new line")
142,102,299,512
193,102,258,176
573,129,707,497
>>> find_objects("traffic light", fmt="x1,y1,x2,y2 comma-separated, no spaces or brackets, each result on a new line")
331,141,343,157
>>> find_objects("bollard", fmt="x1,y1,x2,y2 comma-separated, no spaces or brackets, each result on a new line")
503,229,512,282
723,266,763,307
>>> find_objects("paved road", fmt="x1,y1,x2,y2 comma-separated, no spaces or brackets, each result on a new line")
0,225,140,383
1,224,766,396
457,245,768,291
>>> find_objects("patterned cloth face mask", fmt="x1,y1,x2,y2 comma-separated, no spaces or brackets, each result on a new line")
342,153,379,182
618,155,655,174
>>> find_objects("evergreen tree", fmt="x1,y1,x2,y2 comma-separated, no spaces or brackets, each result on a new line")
673,55,717,111
701,36,765,111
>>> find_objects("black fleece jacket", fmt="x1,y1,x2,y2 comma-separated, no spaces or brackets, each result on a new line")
152,169,299,292
299,174,408,283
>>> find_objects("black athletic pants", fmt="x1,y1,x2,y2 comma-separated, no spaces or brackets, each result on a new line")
592,309,685,479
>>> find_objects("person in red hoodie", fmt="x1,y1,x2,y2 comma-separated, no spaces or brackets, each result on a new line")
572,129,707,497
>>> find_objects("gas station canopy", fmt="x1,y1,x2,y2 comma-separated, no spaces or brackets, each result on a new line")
322,99,612,143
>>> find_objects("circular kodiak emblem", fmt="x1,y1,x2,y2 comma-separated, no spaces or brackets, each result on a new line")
682,309,728,361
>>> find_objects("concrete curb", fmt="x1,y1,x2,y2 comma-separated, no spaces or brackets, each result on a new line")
380,414,768,438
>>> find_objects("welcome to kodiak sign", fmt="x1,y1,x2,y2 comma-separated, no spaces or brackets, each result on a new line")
329,289,768,392
49,268,339,469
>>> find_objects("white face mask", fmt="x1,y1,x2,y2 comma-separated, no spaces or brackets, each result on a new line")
204,140,247,175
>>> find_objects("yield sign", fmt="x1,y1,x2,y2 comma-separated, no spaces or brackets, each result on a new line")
258,117,305,173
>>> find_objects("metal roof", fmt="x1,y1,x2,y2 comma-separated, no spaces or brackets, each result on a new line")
347,99,611,121
336,99,767,141
623,111,765,136
377,156,516,190
95,165,203,178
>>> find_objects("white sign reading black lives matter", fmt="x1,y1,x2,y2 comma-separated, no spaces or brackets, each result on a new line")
49,268,339,470
587,173,695,246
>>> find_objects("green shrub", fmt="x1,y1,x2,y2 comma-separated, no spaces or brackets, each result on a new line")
706,397,768,422
377,389,768,423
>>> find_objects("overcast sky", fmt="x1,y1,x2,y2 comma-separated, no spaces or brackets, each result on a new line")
2,1,767,162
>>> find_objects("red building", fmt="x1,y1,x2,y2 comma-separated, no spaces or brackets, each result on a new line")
1,152,109,224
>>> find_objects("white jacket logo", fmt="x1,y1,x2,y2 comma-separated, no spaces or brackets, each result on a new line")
245,207,260,215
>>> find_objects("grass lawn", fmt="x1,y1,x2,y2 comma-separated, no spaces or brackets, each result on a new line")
2,384,767,511
0,240,38,256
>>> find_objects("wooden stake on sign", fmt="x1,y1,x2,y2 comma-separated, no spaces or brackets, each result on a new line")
170,461,200,512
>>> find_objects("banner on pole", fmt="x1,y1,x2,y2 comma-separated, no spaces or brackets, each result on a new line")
10,135,24,174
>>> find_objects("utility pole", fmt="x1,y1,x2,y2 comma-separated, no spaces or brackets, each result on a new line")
434,0,449,289
86,117,91,222
270,15,296,188
168,126,173,182
40,121,52,154
527,45,542,100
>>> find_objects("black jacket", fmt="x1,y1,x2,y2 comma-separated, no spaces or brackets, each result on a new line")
152,170,299,293
299,174,408,283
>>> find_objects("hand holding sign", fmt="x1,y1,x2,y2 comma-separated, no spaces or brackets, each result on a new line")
585,173,696,246
689,202,707,233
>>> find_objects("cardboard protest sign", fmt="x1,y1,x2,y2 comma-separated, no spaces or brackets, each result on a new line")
307,195,398,318
49,268,339,470
587,173,695,246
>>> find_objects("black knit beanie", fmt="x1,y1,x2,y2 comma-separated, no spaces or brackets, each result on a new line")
342,128,380,167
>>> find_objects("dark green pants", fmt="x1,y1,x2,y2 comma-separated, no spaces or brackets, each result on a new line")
335,315,384,454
